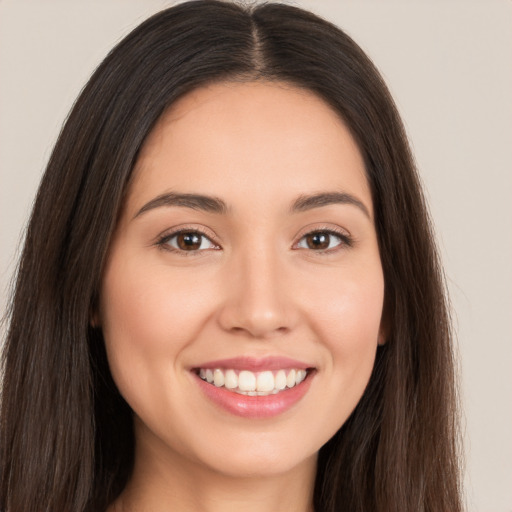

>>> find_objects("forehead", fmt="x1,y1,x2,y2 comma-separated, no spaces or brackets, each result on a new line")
128,80,372,217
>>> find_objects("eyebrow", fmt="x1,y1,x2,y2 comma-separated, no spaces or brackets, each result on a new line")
134,192,228,218
291,192,371,219
134,190,370,219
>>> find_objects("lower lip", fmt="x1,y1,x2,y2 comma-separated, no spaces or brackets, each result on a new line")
194,372,314,419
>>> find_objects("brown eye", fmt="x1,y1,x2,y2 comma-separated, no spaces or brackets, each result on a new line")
176,232,202,250
164,231,217,252
296,230,348,251
304,232,330,250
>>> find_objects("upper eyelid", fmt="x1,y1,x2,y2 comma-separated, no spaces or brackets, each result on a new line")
156,224,220,244
169,231,218,250
294,223,352,241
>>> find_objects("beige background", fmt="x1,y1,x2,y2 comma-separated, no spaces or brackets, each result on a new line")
0,1,511,510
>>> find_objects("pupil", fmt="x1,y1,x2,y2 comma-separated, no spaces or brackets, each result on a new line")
308,233,329,250
178,233,201,250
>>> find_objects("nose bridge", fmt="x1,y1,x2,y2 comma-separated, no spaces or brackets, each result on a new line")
218,241,295,338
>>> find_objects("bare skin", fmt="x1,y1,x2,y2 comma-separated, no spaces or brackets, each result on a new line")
102,81,385,512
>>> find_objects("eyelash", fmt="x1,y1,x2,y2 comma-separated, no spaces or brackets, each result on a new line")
294,227,353,252
155,227,353,255
156,227,219,256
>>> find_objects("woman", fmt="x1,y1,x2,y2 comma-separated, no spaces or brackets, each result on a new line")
0,1,462,511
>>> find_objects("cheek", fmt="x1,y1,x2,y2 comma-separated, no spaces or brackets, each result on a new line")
304,260,384,406
101,255,210,347
322,280,383,350
305,256,384,347
98,251,217,399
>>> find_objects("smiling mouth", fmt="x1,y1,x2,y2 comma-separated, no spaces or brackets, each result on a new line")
195,368,312,396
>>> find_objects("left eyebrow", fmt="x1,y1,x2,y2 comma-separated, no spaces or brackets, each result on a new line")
290,192,371,219
134,192,228,219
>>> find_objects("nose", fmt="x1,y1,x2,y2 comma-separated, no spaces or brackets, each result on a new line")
217,247,298,339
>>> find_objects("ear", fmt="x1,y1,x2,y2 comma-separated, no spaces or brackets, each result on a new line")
89,298,101,328
90,312,100,328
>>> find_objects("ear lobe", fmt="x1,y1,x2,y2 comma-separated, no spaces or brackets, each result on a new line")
377,313,390,346
378,296,391,346
89,302,101,328
90,313,100,328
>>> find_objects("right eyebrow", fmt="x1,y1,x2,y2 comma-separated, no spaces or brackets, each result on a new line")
133,192,229,219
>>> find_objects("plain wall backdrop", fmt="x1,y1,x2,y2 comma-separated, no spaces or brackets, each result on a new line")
0,1,511,510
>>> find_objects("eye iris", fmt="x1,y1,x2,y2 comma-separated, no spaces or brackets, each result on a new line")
307,232,330,250
177,232,202,250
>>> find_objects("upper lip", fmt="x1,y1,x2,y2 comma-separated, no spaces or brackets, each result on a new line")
192,356,313,372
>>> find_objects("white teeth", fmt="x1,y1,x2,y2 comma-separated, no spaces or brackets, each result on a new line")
224,369,238,389
198,367,309,395
286,369,296,388
275,370,287,390
238,370,256,391
256,371,274,392
213,369,224,387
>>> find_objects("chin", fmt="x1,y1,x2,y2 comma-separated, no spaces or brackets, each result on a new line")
203,449,317,480
178,424,323,480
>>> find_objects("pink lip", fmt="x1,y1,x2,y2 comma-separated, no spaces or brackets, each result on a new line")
191,356,315,419
193,356,311,372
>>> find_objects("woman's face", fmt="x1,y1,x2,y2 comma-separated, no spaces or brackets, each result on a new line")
100,81,385,479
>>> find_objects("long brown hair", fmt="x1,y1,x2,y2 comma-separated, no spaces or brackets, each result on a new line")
0,1,462,510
